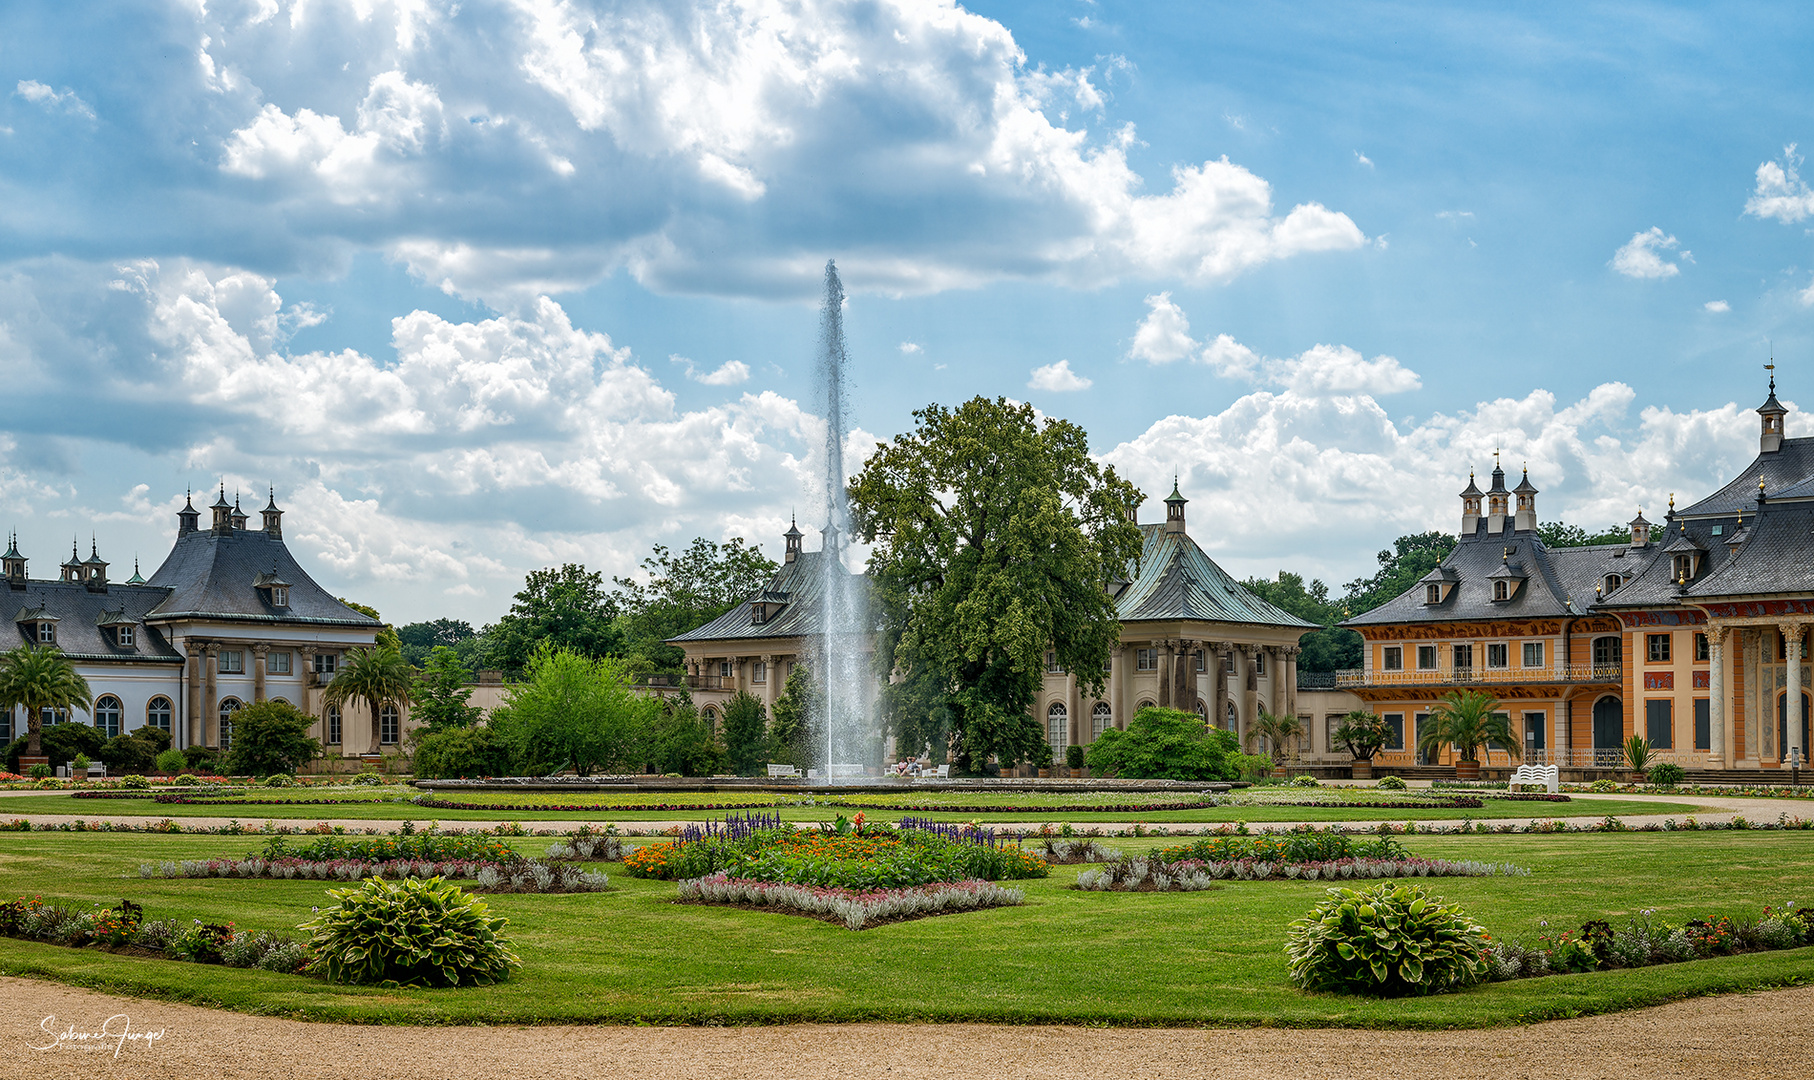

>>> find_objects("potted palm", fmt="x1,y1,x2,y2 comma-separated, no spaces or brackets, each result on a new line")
1418,689,1517,781
1248,711,1305,774
1332,710,1393,780
1623,735,1653,783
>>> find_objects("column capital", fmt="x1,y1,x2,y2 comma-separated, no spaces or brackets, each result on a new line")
252,643,270,656
1235,642,1256,655
1707,624,1730,645
203,642,220,657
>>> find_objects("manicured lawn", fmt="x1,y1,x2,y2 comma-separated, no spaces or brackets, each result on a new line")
5,791,1706,823
0,830,1810,1026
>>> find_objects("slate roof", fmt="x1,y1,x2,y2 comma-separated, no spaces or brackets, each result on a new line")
1115,524,1314,628
668,551,861,643
1,582,181,662
1346,525,1594,626
1677,437,1814,517
1681,504,1814,599
143,527,379,626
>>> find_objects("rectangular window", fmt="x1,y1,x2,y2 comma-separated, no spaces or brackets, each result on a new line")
0,709,9,741
718,660,733,678
1414,714,1434,764
327,707,342,745
380,708,400,745
1383,713,1405,751
752,661,766,684
1522,642,1544,668
1254,651,1266,676
1486,643,1509,668
1694,698,1711,751
37,623,53,643
1523,712,1546,752
1044,651,1063,674
1194,650,1205,672
271,586,288,607
219,650,244,674
115,625,135,647
1136,648,1157,671
1453,644,1473,668
1416,645,1438,670
1694,633,1708,662
314,653,337,675
1647,634,1671,663
1382,646,1403,671
268,651,291,675
1645,699,1673,749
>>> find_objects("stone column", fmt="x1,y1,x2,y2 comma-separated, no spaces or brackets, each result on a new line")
1284,646,1300,718
1208,642,1228,731
203,643,220,747
1173,638,1199,714
1786,622,1806,765
1708,625,1728,768
758,655,775,714
1157,639,1174,708
253,644,269,702
1235,644,1257,748
186,642,204,748
299,646,317,725
1111,644,1129,730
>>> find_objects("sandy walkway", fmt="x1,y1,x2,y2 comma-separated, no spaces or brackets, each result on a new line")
3,974,1811,1079
1,790,1809,836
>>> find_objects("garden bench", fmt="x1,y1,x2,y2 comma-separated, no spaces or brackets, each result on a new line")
914,764,951,780
1508,763,1559,793
766,764,801,778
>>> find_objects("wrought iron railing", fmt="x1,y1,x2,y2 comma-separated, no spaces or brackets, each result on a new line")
1334,663,1622,689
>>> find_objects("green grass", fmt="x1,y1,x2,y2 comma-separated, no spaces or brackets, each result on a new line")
5,791,1705,823
0,830,1810,1026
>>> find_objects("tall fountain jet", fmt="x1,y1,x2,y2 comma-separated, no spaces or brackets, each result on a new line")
813,260,872,779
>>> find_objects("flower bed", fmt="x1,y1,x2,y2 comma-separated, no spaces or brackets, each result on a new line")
1076,854,1528,892
676,873,1024,930
0,895,309,973
1484,906,1814,981
138,856,609,893
625,813,1048,889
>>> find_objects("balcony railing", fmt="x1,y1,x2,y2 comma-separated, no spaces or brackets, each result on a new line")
684,674,726,690
1334,663,1623,689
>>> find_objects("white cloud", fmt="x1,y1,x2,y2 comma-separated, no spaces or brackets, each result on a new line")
1801,278,1814,308
1128,292,1196,363
1028,359,1092,391
1354,151,1373,168
1102,383,1789,587
1611,227,1689,279
1704,299,1730,313
1745,144,1814,224
1436,210,1474,220
689,359,752,386
13,80,95,120
898,342,922,354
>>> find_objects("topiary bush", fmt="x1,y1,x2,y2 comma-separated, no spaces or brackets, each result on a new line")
1376,775,1407,790
1285,883,1490,997
264,774,297,788
351,771,385,786
174,773,200,786
119,774,150,789
302,876,520,987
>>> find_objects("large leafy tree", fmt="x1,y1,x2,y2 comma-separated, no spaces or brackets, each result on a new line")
768,663,821,767
0,643,94,758
492,646,651,776
850,397,1144,770
322,645,414,755
397,618,480,667
614,538,778,674
719,690,769,776
1241,571,1363,673
1342,531,1458,617
480,564,622,675
1537,521,1631,548
409,646,484,732
222,700,321,776
1248,710,1306,766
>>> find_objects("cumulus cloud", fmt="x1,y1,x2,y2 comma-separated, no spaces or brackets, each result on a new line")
898,342,922,354
1125,297,1418,396
1028,359,1092,391
1745,144,1814,223
684,359,752,386
1704,299,1730,313
1102,383,1792,586
0,0,1363,304
14,80,95,120
1354,151,1373,168
1611,227,1690,279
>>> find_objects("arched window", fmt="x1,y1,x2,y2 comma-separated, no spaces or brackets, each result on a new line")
93,695,122,739
1047,702,1067,753
380,704,400,746
1602,574,1621,595
1493,580,1510,602
1196,701,1209,724
219,697,242,750
326,705,342,745
270,697,289,706
703,706,718,733
146,696,172,734
1091,702,1112,740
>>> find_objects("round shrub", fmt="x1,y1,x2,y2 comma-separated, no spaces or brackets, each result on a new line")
174,773,200,786
1289,774,1321,788
1590,778,1619,793
1376,775,1407,790
154,749,187,775
1647,762,1685,789
1285,883,1490,997
302,876,520,987
264,774,297,788
119,774,150,790
27,764,52,780
351,771,384,786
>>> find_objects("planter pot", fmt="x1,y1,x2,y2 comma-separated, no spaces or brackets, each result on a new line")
1350,759,1372,780
1454,759,1481,781
1037,768,1051,778
17,755,49,768
1077,767,1090,780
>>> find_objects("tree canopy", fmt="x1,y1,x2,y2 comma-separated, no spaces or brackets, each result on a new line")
322,644,413,755
1085,706,1240,781
491,646,652,776
479,564,622,675
409,646,484,732
1537,521,1631,548
1341,531,1458,617
0,643,94,757
221,700,320,776
613,538,777,673
336,599,402,651
851,396,1143,770
1240,571,1363,673
397,618,481,667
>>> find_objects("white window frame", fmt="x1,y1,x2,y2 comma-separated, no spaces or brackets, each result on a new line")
1382,646,1403,671
380,705,400,745
752,660,766,684
1254,652,1266,676
37,622,54,643
115,625,135,647
314,652,338,675
1091,703,1111,739
1425,583,1442,604
271,586,288,607
1493,580,1510,601
327,705,342,745
1136,648,1157,671
146,696,172,733
94,695,122,738
219,650,244,674
268,650,292,675
1522,641,1544,668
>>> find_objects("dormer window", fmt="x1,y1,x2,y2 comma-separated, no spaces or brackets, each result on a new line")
36,622,53,643
1425,583,1442,604
1672,554,1695,581
1493,580,1510,602
253,564,292,608
271,586,288,607
115,625,134,647
1603,574,1621,595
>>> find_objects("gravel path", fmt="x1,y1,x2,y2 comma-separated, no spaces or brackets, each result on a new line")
1,791,1810,836
6,975,1811,1079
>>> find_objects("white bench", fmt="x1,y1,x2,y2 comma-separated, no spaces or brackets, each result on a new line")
1508,763,1559,793
766,764,801,778
913,764,951,780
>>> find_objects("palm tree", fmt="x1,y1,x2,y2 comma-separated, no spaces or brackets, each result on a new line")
323,645,414,755
0,644,94,758
1418,689,1519,773
1248,710,1305,768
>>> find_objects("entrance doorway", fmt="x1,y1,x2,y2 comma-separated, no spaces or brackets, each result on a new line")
1592,697,1624,767
1778,692,1811,763
1523,712,1546,763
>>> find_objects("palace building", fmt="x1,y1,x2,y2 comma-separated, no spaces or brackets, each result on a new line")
2,488,386,758
1337,376,1813,776
666,485,1315,762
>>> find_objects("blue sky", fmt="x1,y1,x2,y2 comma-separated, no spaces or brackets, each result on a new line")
2,0,1812,624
